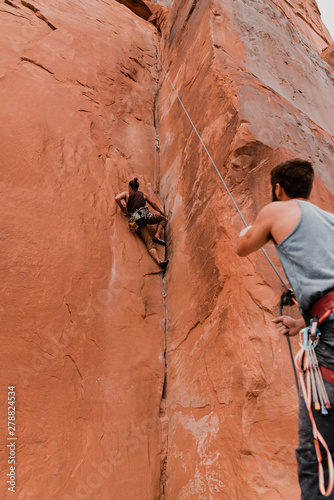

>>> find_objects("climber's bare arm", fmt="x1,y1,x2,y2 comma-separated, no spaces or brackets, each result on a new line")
115,191,129,215
145,195,165,216
236,204,274,257
236,201,301,256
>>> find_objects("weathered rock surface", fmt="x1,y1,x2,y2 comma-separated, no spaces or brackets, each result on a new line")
157,0,334,498
116,0,153,20
322,44,334,69
146,0,173,8
0,1,166,498
1,0,334,499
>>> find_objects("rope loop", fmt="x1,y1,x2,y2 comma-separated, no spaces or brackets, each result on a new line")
295,334,334,496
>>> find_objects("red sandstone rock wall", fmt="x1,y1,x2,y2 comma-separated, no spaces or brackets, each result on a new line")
157,0,334,498
1,1,166,498
274,0,332,51
1,0,334,499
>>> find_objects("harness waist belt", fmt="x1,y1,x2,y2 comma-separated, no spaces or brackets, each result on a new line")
310,291,334,319
129,206,148,216
320,365,334,385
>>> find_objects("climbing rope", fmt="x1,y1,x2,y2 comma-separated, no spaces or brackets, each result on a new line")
141,26,288,290
295,321,334,496
152,45,165,213
153,46,160,196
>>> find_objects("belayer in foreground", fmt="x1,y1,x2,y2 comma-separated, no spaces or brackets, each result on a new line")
236,158,334,499
115,177,169,269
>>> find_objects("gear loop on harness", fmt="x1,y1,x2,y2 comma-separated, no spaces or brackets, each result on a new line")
128,209,142,233
318,307,334,325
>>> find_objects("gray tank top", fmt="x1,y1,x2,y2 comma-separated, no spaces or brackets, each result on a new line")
276,200,334,318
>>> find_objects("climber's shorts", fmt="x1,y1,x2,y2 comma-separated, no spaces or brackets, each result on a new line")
137,214,167,251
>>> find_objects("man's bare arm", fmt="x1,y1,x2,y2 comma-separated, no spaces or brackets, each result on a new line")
236,204,274,256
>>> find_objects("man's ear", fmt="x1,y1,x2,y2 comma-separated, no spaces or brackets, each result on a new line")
276,183,289,201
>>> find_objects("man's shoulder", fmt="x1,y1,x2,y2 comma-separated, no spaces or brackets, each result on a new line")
258,201,288,218
259,200,299,217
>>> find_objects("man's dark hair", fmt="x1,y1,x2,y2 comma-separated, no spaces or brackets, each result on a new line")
271,158,314,199
129,177,139,190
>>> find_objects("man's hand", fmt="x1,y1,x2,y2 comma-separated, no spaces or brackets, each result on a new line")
272,315,305,337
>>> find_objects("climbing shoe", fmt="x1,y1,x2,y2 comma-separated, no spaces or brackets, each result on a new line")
159,260,169,269
153,236,167,246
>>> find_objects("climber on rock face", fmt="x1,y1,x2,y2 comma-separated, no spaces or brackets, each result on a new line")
236,158,334,500
115,178,169,269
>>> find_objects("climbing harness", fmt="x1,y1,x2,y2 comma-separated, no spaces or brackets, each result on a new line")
310,291,334,325
128,209,142,233
128,207,156,233
294,293,334,496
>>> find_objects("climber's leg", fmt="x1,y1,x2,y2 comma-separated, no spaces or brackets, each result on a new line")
152,215,168,244
138,224,168,268
149,247,160,263
155,223,164,240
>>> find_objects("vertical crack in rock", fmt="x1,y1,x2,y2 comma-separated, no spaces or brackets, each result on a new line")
151,40,169,499
160,271,168,498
